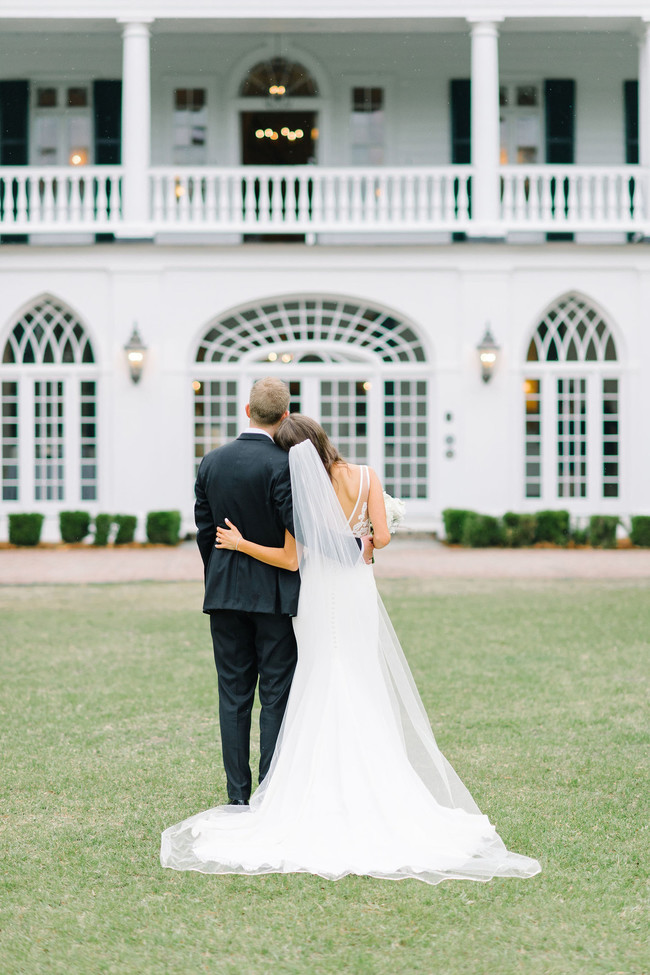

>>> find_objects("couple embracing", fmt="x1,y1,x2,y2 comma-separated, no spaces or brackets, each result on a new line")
161,378,541,885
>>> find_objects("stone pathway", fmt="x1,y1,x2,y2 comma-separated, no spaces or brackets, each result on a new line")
0,538,649,584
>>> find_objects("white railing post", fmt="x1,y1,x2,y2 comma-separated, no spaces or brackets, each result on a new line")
118,19,153,237
638,19,650,233
468,19,504,238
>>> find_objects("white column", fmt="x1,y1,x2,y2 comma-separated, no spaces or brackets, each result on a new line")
468,19,503,238
639,21,650,166
119,19,153,235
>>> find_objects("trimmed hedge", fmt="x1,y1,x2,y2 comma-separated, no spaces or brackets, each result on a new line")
441,509,475,545
9,513,44,546
588,515,619,549
59,510,91,544
502,512,537,548
462,513,503,548
630,516,650,548
93,514,113,547
534,509,570,546
146,510,182,546
114,515,137,545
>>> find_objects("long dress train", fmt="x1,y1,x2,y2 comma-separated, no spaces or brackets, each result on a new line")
160,441,541,884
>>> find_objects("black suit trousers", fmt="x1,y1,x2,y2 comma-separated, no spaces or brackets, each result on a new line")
210,610,298,801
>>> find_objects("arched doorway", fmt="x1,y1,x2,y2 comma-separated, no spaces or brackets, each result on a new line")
1,295,98,504
522,293,621,504
192,296,431,505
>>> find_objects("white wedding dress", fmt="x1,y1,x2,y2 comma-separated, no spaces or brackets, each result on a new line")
161,441,541,885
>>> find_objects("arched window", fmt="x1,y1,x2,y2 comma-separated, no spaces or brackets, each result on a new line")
523,294,620,502
240,58,318,98
1,296,98,503
192,297,429,502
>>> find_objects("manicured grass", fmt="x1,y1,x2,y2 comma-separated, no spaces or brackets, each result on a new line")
1,579,647,975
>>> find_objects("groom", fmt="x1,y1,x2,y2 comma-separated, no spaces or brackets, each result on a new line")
194,377,300,805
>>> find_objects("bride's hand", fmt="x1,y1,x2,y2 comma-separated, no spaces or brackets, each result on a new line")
215,518,244,551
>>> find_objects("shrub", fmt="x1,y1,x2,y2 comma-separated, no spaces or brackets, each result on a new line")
114,515,137,545
535,509,570,546
146,510,182,546
502,512,537,548
570,528,589,546
9,513,44,546
93,514,113,547
59,510,91,544
441,509,475,545
588,515,619,549
630,516,650,548
462,513,503,548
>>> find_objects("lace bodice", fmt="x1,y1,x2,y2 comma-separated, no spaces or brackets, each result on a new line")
348,466,371,537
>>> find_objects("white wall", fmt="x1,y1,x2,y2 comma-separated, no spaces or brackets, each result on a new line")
1,241,649,540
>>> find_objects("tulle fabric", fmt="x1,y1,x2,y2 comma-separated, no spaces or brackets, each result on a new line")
161,441,541,884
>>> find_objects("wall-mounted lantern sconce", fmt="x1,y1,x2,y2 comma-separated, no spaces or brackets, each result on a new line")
477,325,500,384
124,325,147,384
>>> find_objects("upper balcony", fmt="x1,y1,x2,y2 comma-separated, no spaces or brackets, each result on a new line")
0,9,648,243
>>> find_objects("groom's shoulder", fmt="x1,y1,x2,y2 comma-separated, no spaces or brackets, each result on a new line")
202,435,288,467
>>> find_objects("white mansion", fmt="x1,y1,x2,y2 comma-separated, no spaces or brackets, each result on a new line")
1,0,649,538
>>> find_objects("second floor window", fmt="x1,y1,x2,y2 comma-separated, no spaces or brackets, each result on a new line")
33,84,91,167
351,87,384,165
500,84,541,165
173,88,207,165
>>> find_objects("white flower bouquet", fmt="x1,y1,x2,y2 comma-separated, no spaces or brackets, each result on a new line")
383,492,406,534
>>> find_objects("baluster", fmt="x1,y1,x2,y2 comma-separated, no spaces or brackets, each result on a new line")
565,173,577,224
271,174,284,226
217,172,229,225
203,173,215,224
324,174,336,226
350,173,362,224
55,173,68,222
242,174,255,225
541,171,553,222
377,173,388,224
41,174,54,224
111,172,123,224
69,173,81,223
177,175,188,222
606,173,618,223
403,172,415,225
363,173,375,223
501,171,512,224
15,173,28,225
512,173,523,222
458,173,470,222
82,171,94,222
151,172,163,222
593,172,604,224
297,172,309,226
255,172,268,226
309,171,322,226
96,174,108,225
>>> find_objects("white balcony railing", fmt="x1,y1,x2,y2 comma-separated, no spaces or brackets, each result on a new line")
0,167,122,231
500,165,645,231
149,166,473,233
0,164,646,236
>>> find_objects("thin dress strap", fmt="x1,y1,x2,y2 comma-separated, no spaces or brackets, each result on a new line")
347,466,368,526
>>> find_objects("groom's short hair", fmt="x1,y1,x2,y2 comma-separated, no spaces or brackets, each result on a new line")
249,377,290,426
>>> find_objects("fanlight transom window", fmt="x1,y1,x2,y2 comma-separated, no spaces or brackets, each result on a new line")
526,294,617,363
240,58,318,98
2,297,95,366
195,298,427,365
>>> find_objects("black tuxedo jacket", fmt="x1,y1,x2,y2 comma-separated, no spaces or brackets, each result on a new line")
194,433,300,616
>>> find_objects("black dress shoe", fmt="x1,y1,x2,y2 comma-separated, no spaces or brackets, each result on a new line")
227,798,249,806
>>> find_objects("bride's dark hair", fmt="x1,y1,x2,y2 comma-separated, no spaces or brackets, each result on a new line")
275,414,344,479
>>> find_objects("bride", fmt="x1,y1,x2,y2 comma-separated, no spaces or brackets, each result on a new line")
161,415,541,885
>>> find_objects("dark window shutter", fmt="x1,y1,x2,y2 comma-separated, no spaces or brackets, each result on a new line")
0,81,29,165
450,79,471,164
624,80,638,164
94,80,122,165
544,79,575,164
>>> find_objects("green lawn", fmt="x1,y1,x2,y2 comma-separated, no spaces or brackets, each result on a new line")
0,579,648,975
